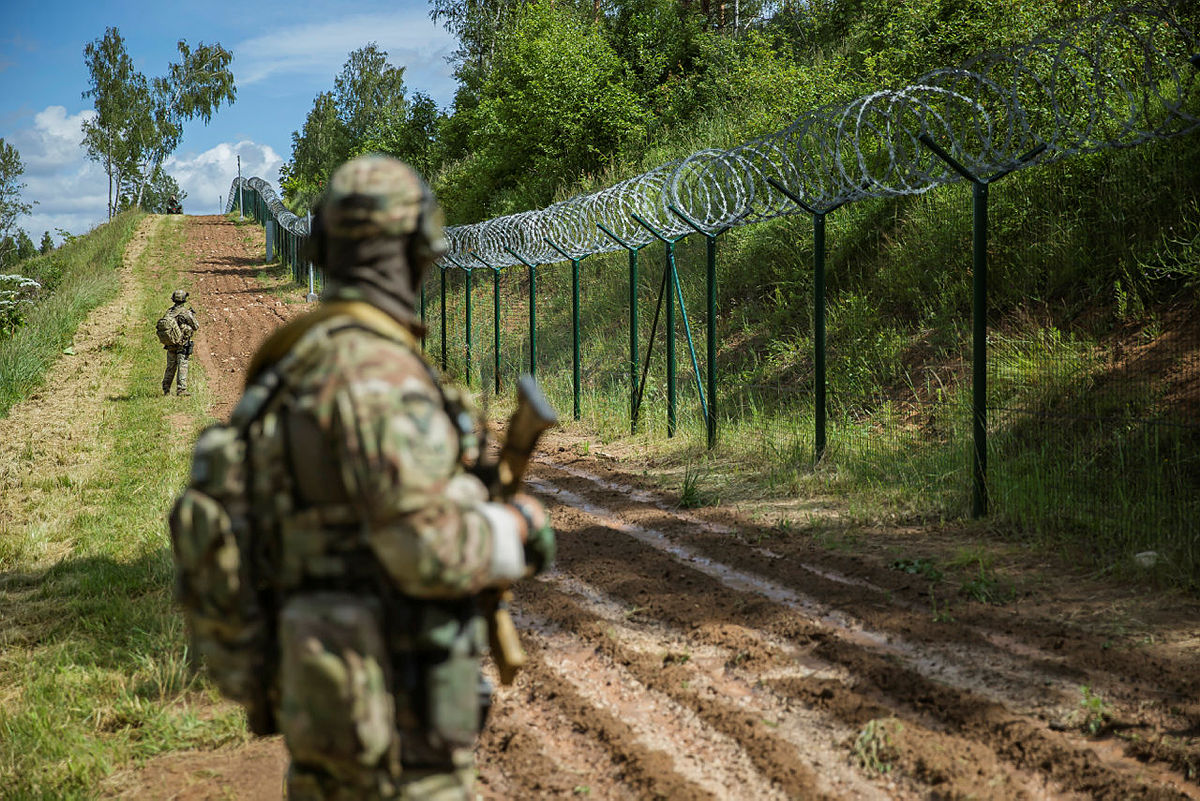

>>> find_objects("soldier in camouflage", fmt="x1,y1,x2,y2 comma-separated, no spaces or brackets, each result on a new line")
162,289,198,396
241,155,554,800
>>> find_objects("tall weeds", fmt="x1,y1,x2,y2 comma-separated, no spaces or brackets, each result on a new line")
0,211,143,417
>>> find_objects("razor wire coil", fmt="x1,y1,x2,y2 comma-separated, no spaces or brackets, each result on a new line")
227,2,1199,269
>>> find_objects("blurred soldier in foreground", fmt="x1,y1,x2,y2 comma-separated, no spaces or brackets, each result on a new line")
170,155,554,800
157,289,198,396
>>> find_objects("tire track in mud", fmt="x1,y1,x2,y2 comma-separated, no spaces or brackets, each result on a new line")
544,461,1198,721
523,573,1061,800
118,215,1199,799
523,461,1200,799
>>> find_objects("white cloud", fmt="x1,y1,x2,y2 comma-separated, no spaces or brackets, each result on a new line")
6,104,285,241
14,106,95,175
233,10,457,104
165,141,284,215
8,106,108,241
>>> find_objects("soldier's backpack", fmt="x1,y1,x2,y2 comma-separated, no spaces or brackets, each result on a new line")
156,310,184,348
169,300,423,736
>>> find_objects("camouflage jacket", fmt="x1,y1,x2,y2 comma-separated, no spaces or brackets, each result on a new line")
250,301,526,600
167,304,199,341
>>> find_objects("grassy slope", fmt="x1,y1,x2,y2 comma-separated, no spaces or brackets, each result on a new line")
0,211,144,417
0,218,245,799
424,115,1200,589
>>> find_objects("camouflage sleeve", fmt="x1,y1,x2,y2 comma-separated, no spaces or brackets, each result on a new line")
181,308,199,332
328,342,525,599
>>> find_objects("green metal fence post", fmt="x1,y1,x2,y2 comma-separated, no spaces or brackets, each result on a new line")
632,212,690,439
918,135,1046,518
529,261,537,377
666,244,676,437
545,239,587,421
493,268,501,394
471,253,502,396
466,269,473,387
597,223,648,434
445,255,471,385
668,206,731,450
502,247,539,377
813,213,828,460
765,178,848,465
440,262,448,372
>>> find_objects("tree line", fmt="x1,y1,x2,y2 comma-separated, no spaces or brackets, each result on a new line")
81,27,236,220
280,0,1124,224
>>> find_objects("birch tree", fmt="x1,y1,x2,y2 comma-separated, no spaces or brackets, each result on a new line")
82,28,236,217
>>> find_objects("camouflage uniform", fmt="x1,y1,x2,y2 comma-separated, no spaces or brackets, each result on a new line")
230,156,551,800
162,290,199,395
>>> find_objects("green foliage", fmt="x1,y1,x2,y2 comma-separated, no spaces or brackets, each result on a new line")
958,558,1015,605
122,167,186,214
0,139,33,266
890,558,943,582
439,3,648,218
1076,685,1112,736
281,44,445,211
679,465,717,508
852,717,902,775
13,230,36,262
0,273,41,337
82,28,235,217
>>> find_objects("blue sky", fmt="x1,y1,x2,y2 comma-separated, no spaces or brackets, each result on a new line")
0,0,458,241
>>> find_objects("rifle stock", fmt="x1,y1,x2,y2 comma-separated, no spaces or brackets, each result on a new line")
485,375,557,684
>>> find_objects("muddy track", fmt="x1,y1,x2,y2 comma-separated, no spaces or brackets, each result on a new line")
513,462,1199,800
117,216,1200,800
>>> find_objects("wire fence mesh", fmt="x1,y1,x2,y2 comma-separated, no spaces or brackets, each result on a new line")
223,2,1200,575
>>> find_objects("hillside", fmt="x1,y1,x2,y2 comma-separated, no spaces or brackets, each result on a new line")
1,213,1198,797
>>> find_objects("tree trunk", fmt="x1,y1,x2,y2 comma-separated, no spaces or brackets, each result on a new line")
106,153,114,220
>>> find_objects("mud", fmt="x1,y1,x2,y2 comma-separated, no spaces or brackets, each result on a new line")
111,215,1200,799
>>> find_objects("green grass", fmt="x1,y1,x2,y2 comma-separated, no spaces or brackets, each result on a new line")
411,120,1200,590
0,210,144,417
0,217,247,798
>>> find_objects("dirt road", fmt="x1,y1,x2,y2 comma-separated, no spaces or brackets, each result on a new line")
115,216,1200,799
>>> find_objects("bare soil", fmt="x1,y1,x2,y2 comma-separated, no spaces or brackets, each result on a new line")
110,215,1200,799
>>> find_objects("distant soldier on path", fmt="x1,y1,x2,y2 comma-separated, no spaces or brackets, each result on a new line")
157,289,198,396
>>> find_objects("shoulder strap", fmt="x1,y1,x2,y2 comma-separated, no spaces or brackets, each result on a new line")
245,300,421,389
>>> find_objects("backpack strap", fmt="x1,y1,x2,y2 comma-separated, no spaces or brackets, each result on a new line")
238,298,472,463
245,300,421,390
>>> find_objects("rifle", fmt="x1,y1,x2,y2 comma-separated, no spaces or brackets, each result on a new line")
480,375,557,684
183,339,194,358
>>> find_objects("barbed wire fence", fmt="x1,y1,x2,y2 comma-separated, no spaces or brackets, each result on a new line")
227,2,1200,569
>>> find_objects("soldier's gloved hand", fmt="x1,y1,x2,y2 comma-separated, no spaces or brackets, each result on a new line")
510,492,555,575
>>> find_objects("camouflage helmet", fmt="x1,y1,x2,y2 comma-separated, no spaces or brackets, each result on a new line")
171,289,189,303
315,154,447,274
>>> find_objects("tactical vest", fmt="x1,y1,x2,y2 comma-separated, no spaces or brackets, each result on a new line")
170,301,484,740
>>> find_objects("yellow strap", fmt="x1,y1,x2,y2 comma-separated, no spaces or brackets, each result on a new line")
245,300,420,388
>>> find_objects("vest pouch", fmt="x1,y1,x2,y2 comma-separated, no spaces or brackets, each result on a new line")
278,594,396,775
169,488,244,624
418,609,487,750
